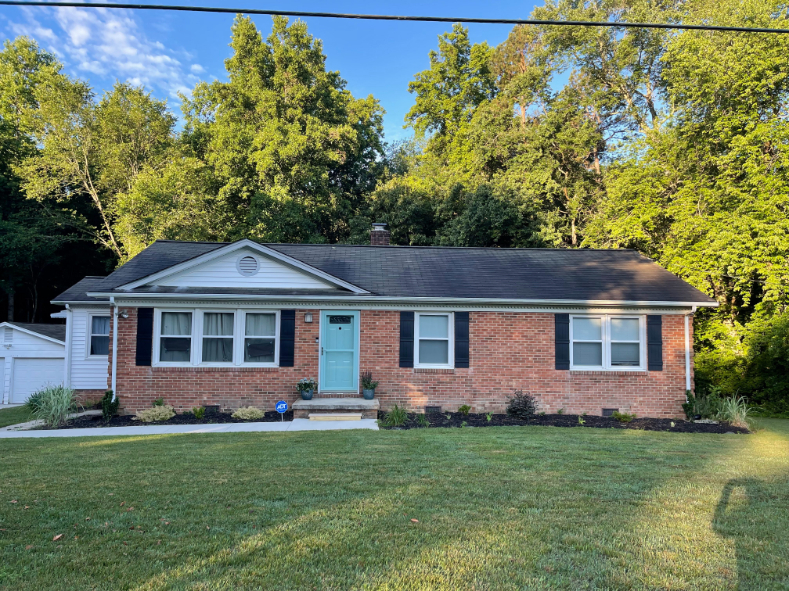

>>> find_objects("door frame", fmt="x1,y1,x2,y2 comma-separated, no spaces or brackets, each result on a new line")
318,310,360,393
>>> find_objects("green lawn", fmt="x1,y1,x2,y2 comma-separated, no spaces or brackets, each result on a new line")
1,421,787,590
0,405,32,428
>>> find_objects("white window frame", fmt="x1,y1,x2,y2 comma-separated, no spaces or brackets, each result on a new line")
237,310,280,368
86,313,111,358
414,312,454,369
153,309,196,367
197,310,237,367
569,314,646,371
153,308,280,368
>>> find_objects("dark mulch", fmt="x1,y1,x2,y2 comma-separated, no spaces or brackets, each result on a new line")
46,410,293,430
377,411,750,434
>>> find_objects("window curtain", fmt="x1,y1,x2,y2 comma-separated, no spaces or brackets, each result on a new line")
161,312,192,362
246,313,276,336
90,316,110,355
202,313,234,362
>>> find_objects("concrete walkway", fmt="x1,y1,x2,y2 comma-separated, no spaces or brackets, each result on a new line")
0,418,378,438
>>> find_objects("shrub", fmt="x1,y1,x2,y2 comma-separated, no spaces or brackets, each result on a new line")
25,390,45,414
101,390,119,421
612,411,636,423
360,372,379,390
192,406,206,420
31,385,78,428
506,391,536,420
232,406,265,420
458,404,471,416
486,412,493,422
716,396,752,429
415,413,430,428
557,408,565,415
296,378,317,393
135,405,175,423
152,397,165,407
381,404,407,427
684,387,723,420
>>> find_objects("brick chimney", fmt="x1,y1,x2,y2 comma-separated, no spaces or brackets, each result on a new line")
370,222,390,246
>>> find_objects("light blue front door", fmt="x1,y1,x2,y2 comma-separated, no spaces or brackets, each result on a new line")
320,311,359,391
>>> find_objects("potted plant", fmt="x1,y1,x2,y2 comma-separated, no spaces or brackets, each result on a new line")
360,371,379,400
297,377,317,400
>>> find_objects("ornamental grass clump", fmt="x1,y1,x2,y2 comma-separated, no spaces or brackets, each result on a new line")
30,385,78,428
716,395,752,429
232,406,265,420
381,404,407,427
134,405,175,423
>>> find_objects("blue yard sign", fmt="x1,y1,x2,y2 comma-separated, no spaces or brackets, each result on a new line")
276,400,288,414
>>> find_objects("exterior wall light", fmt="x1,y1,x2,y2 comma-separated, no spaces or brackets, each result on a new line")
304,313,313,323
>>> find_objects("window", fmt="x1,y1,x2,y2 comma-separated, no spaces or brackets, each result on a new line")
415,313,454,368
89,315,110,356
202,312,234,363
243,312,277,364
570,315,644,370
159,311,193,363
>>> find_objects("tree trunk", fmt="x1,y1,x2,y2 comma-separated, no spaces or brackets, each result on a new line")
6,288,13,322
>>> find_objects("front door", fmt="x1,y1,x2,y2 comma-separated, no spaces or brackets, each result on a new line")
319,311,359,392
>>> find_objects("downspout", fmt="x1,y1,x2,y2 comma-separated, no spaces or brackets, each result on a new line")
64,304,73,388
685,306,697,394
110,297,118,402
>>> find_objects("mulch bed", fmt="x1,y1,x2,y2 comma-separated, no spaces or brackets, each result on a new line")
46,410,294,430
377,411,750,434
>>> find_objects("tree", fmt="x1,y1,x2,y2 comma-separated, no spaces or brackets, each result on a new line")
181,15,385,244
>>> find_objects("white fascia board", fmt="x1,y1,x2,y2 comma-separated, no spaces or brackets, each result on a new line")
50,300,110,306
86,292,717,309
50,311,68,319
117,240,369,294
0,322,66,345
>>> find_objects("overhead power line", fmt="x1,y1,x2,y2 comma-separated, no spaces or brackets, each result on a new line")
1,1,789,35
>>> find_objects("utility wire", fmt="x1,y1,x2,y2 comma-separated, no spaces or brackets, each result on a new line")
1,1,789,35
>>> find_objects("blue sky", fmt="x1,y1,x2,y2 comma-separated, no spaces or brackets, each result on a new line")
0,0,542,142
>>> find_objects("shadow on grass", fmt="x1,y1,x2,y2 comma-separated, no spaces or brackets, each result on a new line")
713,477,789,590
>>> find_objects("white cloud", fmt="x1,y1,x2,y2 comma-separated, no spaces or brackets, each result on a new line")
4,5,208,102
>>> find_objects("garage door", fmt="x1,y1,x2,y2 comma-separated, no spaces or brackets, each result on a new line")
10,358,64,404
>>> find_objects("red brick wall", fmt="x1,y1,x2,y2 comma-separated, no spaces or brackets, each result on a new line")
111,308,692,418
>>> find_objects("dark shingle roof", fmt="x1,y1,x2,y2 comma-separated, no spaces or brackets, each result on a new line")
52,276,111,303
76,240,714,304
7,323,66,342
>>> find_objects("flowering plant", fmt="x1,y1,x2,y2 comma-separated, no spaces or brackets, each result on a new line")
297,377,317,392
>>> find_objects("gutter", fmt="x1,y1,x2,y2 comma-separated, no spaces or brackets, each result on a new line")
64,304,73,388
685,306,697,394
110,297,118,402
86,292,719,308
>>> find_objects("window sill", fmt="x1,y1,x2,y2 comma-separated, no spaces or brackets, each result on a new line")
413,368,455,374
151,366,280,373
569,369,649,376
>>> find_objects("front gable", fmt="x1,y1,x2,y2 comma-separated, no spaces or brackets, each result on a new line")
118,240,367,293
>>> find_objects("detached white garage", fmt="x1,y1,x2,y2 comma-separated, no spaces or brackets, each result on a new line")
0,323,66,405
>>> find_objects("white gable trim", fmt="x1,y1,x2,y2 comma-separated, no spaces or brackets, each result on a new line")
0,322,66,345
117,240,369,294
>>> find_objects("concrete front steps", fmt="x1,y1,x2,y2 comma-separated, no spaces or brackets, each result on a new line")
292,397,379,420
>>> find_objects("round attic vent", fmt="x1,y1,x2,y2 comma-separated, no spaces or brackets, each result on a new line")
237,255,259,277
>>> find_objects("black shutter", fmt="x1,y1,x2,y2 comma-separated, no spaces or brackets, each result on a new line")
555,313,570,370
135,308,154,366
279,310,296,367
399,311,414,368
454,312,470,368
647,315,663,371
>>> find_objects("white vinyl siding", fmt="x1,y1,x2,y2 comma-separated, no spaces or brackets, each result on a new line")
414,313,454,369
152,309,280,367
155,249,332,289
68,307,111,390
570,315,646,371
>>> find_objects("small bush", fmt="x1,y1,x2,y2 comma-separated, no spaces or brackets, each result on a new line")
486,412,493,422
415,413,430,428
31,385,78,428
152,397,166,407
232,406,265,420
578,416,585,425
612,411,636,423
360,371,379,390
716,396,752,429
25,390,45,414
557,408,565,415
458,404,471,416
101,390,119,421
684,387,723,420
506,390,536,420
381,404,407,427
135,405,175,423
192,406,206,420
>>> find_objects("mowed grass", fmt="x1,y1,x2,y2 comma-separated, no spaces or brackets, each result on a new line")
1,421,788,590
0,405,32,428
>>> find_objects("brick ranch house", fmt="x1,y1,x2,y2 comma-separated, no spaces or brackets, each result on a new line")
52,226,716,418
